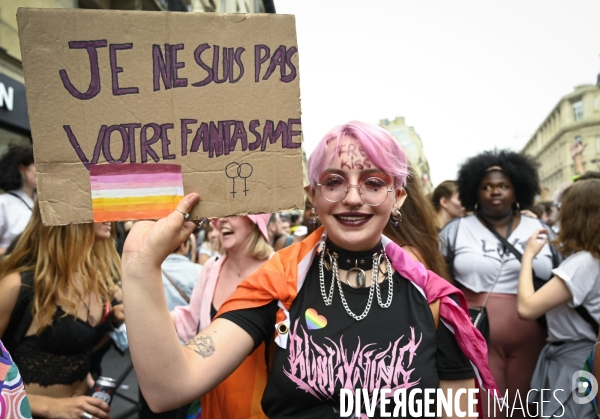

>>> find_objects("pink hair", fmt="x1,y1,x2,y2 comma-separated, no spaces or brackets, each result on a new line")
307,121,409,188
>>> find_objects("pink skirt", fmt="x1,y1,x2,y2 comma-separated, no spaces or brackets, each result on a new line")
462,288,547,419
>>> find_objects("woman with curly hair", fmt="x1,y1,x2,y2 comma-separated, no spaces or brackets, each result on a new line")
0,203,122,419
517,179,600,418
440,150,556,418
0,144,36,256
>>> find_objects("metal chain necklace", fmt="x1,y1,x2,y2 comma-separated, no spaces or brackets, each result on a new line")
319,248,336,306
319,246,393,321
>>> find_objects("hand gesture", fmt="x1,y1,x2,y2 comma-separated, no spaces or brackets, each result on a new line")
570,142,587,158
49,395,109,419
524,228,548,258
122,193,200,271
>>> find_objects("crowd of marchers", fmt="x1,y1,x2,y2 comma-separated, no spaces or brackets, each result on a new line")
1,126,599,419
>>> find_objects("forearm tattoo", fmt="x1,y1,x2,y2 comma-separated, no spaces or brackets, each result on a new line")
184,333,215,358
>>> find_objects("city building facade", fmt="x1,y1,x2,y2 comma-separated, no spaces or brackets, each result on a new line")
380,116,433,194
521,79,600,197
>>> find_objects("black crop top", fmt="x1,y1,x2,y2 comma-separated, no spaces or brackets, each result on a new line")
10,307,111,386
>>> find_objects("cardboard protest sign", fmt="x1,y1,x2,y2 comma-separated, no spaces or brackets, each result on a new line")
17,8,303,225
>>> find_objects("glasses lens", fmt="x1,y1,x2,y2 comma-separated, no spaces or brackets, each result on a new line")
361,177,390,206
319,174,347,202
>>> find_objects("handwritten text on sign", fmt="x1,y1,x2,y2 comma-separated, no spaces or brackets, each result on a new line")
18,9,304,225
60,42,300,167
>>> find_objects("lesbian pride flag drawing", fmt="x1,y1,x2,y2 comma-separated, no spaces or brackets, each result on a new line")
90,164,184,222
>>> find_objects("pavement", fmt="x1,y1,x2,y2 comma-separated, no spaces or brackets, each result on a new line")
99,344,141,419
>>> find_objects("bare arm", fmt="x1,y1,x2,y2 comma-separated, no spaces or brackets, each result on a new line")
517,228,572,320
438,379,476,418
123,194,254,412
0,271,22,337
26,394,109,419
571,142,587,176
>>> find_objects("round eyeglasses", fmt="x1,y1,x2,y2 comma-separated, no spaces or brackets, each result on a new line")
317,174,395,206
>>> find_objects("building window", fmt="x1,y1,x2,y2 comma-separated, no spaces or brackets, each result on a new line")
573,101,583,121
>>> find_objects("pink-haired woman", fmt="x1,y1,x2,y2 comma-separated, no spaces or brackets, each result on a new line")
122,121,498,418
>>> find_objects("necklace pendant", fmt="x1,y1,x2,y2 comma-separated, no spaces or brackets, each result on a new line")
357,269,365,288
346,267,366,288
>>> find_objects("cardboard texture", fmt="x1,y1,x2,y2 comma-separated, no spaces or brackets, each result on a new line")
17,8,303,225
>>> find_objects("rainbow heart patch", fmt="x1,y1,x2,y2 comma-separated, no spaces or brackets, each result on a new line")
305,308,327,330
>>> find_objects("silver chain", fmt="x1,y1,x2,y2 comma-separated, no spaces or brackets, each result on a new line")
318,247,394,321
375,253,393,308
319,249,335,305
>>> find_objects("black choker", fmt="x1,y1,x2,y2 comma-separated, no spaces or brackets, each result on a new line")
319,239,393,320
325,240,382,271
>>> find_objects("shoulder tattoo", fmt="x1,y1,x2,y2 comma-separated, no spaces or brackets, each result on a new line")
184,333,215,358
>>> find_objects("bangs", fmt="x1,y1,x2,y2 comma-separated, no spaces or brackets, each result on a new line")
307,121,409,188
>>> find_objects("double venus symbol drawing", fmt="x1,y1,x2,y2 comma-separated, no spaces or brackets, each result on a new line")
225,162,253,198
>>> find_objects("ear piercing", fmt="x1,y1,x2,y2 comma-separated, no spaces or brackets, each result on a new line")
390,208,402,226
310,207,319,225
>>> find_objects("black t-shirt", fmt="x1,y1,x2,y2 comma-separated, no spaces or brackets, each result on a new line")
220,256,474,418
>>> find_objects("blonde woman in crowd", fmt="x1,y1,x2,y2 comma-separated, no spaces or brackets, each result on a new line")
0,204,123,419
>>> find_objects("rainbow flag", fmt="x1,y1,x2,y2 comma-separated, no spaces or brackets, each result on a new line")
90,164,184,222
